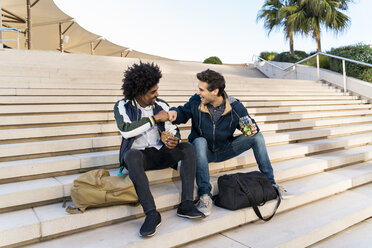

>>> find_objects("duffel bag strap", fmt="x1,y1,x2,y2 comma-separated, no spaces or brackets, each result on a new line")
237,178,281,222
65,205,83,214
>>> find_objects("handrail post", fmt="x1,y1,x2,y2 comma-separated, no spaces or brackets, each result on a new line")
342,59,347,95
316,54,320,81
17,30,19,49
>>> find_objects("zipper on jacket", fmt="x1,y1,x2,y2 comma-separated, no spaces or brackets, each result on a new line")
211,113,228,152
206,112,216,151
212,122,216,151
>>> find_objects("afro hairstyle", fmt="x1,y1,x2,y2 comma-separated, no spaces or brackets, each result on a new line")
121,62,162,100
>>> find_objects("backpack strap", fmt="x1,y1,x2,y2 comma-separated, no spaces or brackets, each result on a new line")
65,205,83,214
237,177,281,221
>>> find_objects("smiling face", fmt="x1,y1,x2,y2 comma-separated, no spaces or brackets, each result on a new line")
197,81,219,105
136,84,159,107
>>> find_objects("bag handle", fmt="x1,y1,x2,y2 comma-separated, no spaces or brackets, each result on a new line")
65,205,83,214
237,177,281,221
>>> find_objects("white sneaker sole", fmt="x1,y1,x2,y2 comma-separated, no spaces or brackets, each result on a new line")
140,222,161,237
177,213,205,219
197,208,211,217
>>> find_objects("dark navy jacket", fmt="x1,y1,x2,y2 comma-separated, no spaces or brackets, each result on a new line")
170,93,259,152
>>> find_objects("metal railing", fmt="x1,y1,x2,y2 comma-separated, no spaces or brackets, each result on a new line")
253,52,372,94
0,27,22,49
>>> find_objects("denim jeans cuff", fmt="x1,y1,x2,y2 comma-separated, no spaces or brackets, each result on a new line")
198,190,212,198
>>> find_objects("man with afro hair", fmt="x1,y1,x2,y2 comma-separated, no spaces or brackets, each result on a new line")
114,62,204,237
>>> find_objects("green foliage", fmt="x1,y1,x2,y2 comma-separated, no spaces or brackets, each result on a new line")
259,52,278,61
303,55,330,69
328,44,372,82
360,69,372,82
257,0,297,53
272,50,308,63
203,56,222,65
285,0,352,52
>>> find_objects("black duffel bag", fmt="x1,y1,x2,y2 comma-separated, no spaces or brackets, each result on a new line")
214,171,281,221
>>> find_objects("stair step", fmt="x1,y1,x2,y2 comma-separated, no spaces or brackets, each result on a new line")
0,81,341,92
184,184,372,248
244,100,366,107
0,150,118,181
310,217,372,248
2,115,372,141
0,102,368,115
9,162,371,248
1,131,372,182
251,104,371,114
255,109,372,122
0,88,347,96
1,122,372,159
2,109,372,127
1,144,372,210
0,96,359,104
0,113,114,126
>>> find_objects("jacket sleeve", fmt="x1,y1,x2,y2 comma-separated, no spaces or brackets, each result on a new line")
114,100,156,139
169,94,198,124
156,99,181,140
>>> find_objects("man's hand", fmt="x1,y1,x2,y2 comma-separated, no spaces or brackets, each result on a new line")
250,124,258,136
164,136,179,149
168,110,178,122
154,110,169,122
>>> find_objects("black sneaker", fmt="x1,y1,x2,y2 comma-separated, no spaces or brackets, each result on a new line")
177,200,205,219
140,210,161,237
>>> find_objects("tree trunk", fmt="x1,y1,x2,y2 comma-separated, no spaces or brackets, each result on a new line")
315,30,321,52
26,0,32,50
289,31,294,54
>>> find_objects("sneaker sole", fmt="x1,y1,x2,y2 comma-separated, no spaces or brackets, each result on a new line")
140,222,162,237
177,213,205,219
201,211,211,217
196,207,211,217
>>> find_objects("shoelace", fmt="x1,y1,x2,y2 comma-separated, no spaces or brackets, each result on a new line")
198,198,210,208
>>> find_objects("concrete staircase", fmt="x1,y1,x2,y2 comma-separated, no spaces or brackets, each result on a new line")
0,49,371,248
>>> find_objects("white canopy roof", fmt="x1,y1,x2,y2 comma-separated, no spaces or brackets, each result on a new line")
0,0,170,60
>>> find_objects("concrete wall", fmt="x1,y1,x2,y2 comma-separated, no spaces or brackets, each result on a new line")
254,60,372,100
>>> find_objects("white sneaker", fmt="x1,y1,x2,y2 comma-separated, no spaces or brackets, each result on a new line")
196,194,213,216
272,184,294,199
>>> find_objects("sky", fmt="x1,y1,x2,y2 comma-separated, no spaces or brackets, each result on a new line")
54,0,372,64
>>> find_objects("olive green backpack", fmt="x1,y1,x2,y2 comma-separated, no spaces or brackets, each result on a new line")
66,169,138,214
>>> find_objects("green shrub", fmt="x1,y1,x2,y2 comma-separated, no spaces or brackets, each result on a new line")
303,55,330,69
259,52,278,61
203,56,222,64
328,44,372,82
360,68,372,82
272,50,308,63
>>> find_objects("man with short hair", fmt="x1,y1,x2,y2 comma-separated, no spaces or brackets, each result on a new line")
168,69,290,217
114,62,204,237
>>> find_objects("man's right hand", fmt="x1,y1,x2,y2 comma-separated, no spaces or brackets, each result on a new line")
168,110,178,122
154,110,169,122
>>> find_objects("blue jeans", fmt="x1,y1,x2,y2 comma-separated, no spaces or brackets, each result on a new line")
192,132,276,197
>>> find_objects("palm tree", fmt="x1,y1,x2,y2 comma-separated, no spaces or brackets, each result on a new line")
286,0,351,52
257,0,299,54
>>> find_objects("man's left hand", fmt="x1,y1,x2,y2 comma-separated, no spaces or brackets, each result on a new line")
250,123,258,136
165,136,179,149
